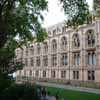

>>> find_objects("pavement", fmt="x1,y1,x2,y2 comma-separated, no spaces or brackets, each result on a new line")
36,82,100,94
40,96,56,100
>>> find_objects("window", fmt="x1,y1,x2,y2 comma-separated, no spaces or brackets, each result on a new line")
19,70,21,75
73,71,79,79
61,53,68,66
43,42,48,53
87,52,96,65
30,57,34,66
52,54,57,66
57,27,61,33
24,70,26,76
48,31,51,35
20,50,23,57
25,58,28,66
61,71,66,78
88,71,95,80
37,44,41,54
51,70,55,78
43,71,46,77
52,39,57,52
43,56,48,66
62,26,66,33
87,30,95,47
30,47,34,55
29,70,32,76
35,70,39,77
53,29,56,36
61,36,67,50
73,53,80,65
72,34,80,48
26,49,28,56
36,57,40,66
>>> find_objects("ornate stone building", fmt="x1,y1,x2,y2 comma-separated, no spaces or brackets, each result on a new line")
16,19,100,83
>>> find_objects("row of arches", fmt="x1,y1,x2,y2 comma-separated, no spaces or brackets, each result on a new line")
43,30,95,52
27,29,96,55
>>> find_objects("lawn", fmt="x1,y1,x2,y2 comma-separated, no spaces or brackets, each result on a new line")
46,86,100,100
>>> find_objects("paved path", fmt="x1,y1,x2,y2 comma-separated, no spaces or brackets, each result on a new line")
36,82,100,94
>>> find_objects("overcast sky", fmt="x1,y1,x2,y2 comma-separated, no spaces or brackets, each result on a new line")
42,0,93,27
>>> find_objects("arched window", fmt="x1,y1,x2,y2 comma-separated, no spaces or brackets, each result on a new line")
43,42,48,53
61,36,67,50
72,34,80,48
37,44,41,54
87,30,95,47
52,39,57,52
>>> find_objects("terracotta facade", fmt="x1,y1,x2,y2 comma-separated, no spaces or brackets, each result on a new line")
16,20,100,83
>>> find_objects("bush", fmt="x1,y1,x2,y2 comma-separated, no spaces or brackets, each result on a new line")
0,84,39,100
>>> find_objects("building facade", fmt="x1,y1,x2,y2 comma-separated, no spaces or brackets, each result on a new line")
16,19,100,83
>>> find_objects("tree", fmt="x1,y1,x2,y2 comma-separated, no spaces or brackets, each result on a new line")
94,0,100,18
0,0,48,73
0,0,48,92
60,0,90,28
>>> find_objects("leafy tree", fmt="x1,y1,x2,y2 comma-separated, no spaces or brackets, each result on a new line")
60,0,90,28
94,0,100,18
0,0,48,72
0,0,47,92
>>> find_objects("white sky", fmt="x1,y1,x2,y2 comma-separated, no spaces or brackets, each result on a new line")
43,0,93,27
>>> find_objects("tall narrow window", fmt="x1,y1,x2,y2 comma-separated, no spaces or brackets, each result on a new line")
26,49,28,56
30,57,34,66
72,34,80,48
51,70,55,78
53,29,56,36
61,53,68,66
61,71,66,78
43,71,46,78
37,44,41,54
35,70,39,77
73,71,79,79
30,47,34,55
52,39,57,52
61,36,67,50
92,52,96,65
43,42,48,53
52,54,57,66
36,57,40,66
87,30,95,47
87,52,96,65
25,58,28,66
43,56,48,66
73,53,80,65
88,71,95,80
30,70,32,76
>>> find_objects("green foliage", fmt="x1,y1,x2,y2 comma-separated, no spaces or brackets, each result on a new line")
0,0,48,48
94,0,100,18
0,0,48,91
0,0,48,73
0,84,39,100
0,72,13,93
61,0,90,28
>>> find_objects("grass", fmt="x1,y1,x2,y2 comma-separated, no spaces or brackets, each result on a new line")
46,86,100,100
